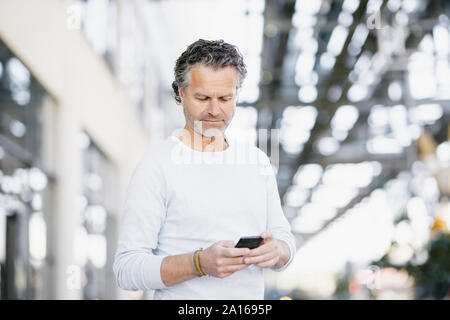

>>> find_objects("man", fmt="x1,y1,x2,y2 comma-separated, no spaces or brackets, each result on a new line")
113,39,295,299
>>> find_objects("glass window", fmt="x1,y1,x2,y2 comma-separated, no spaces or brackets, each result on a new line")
0,40,53,300
81,134,118,300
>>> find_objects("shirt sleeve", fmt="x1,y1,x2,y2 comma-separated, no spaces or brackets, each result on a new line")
113,150,168,291
258,149,296,272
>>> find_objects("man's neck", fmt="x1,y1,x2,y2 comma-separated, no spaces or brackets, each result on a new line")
178,126,228,152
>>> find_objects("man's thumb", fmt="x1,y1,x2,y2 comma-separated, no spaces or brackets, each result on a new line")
219,240,235,248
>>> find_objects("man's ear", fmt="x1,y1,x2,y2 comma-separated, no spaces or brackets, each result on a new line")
178,86,184,103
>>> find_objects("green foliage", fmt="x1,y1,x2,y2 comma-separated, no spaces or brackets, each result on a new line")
372,232,450,299
409,233,450,286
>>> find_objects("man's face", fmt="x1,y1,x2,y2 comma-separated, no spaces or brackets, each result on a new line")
178,64,238,138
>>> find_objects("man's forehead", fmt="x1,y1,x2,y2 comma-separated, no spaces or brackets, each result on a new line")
187,65,238,96
189,65,238,83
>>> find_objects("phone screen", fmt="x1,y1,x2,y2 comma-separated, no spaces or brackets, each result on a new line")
235,236,263,249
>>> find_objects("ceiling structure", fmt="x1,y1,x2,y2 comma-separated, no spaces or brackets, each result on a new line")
254,0,450,246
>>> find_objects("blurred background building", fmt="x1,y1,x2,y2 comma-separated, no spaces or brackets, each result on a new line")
0,0,449,300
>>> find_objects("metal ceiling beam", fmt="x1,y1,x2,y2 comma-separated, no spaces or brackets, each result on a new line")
259,0,297,109
292,164,396,248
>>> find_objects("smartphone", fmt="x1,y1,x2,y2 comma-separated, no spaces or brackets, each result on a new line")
235,236,263,249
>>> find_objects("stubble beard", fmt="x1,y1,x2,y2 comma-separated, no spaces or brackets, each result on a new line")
184,107,226,139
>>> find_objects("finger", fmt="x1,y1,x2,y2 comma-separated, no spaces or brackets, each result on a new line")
256,258,278,268
244,251,277,265
261,232,274,246
222,263,249,273
260,231,273,239
218,272,233,279
223,247,250,258
219,240,235,248
245,242,272,257
222,256,247,265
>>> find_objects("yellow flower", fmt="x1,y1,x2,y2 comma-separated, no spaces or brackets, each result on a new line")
431,216,448,233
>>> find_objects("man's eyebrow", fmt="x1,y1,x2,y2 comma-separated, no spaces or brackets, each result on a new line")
193,93,234,98
194,93,208,98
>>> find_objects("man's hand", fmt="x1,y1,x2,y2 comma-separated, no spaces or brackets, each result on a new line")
199,240,250,278
243,232,289,269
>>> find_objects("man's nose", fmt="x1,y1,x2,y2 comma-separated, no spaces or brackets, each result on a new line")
206,98,221,115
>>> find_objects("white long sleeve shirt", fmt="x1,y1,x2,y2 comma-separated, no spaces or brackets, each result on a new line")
113,128,296,300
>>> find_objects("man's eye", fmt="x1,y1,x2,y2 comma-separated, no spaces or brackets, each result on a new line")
197,97,208,101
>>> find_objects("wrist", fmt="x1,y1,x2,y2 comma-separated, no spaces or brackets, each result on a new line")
273,240,288,269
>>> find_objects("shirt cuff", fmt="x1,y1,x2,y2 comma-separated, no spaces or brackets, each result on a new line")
142,254,168,290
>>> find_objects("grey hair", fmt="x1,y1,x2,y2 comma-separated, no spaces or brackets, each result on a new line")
171,39,247,104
